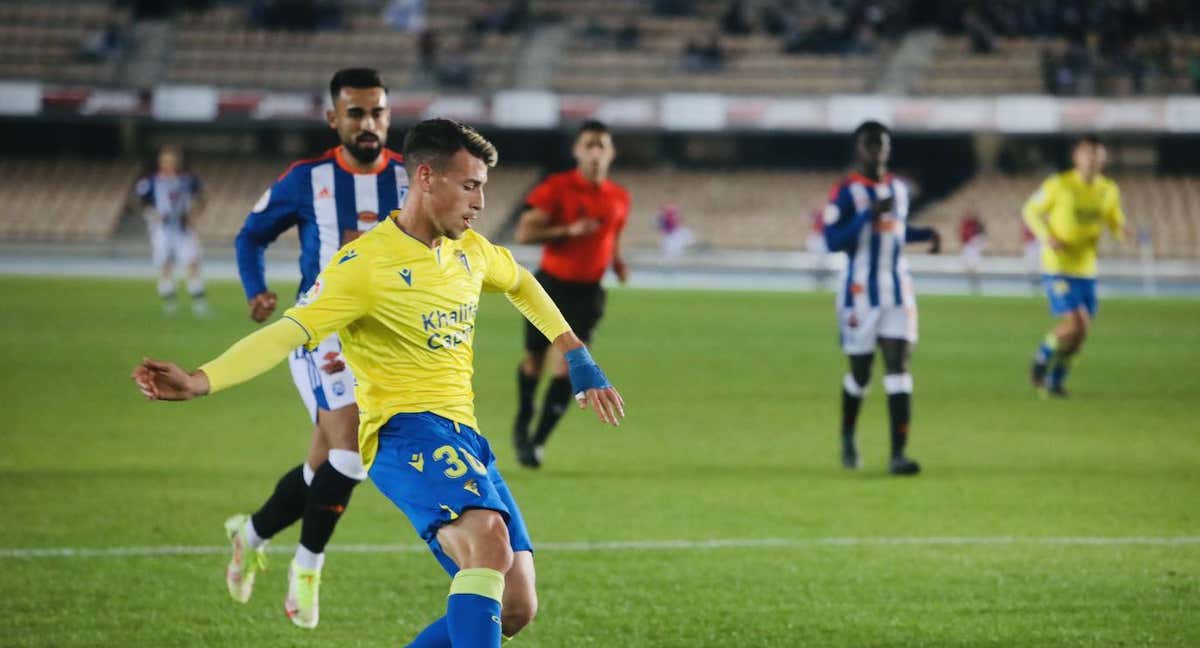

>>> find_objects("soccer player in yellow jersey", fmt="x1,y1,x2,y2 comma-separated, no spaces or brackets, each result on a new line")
1022,134,1129,397
132,119,625,648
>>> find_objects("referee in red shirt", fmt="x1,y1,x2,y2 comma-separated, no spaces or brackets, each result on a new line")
512,120,631,468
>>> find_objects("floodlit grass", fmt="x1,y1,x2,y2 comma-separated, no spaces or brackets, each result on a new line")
2,277,1197,646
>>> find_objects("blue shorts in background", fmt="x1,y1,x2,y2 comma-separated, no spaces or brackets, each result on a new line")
368,412,533,576
1042,274,1098,318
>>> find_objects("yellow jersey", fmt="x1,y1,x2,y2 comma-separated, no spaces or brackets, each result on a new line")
1021,170,1126,277
282,214,568,469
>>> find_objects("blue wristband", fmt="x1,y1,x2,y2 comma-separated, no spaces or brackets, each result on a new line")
564,347,611,396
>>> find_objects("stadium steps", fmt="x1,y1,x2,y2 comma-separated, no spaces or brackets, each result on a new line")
875,28,939,95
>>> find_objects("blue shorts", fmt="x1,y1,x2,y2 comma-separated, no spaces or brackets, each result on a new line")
1042,275,1098,318
367,412,533,576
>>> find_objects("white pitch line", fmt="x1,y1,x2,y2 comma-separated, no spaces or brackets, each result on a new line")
1,536,1198,560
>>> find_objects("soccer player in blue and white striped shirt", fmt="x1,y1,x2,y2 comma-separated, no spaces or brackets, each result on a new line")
222,68,408,628
822,121,940,476
135,145,206,316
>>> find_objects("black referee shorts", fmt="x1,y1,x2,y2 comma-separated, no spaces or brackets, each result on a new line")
523,269,606,353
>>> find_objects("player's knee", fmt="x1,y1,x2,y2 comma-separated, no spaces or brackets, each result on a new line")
501,595,537,637
463,511,514,572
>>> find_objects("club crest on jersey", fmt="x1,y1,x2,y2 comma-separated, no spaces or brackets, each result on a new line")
399,268,413,286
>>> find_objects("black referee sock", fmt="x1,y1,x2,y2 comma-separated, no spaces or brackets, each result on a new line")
514,366,539,446
887,392,911,458
531,376,573,447
300,460,359,554
841,388,863,441
250,464,307,540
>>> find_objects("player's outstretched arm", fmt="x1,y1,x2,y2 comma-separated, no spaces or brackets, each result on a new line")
131,318,308,402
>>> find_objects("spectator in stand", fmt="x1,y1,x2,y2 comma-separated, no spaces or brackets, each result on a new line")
384,0,426,33
418,28,439,68
438,43,474,89
658,201,696,258
959,210,987,295
720,0,753,36
653,0,695,17
616,19,640,50
964,9,995,54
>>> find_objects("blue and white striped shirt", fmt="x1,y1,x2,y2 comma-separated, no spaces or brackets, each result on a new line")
823,172,934,309
235,147,408,300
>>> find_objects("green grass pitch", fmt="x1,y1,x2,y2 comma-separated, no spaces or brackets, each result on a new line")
1,276,1198,647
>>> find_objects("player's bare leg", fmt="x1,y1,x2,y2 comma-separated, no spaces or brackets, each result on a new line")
880,338,920,475
1047,309,1088,397
514,349,547,467
285,403,362,629
431,509,514,646
1034,309,1088,397
501,551,538,638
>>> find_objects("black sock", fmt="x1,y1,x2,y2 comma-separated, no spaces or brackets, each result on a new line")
531,376,573,447
887,392,911,458
841,388,863,443
514,367,539,446
299,461,360,554
250,464,307,540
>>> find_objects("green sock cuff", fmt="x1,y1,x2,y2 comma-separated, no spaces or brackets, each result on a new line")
449,567,505,603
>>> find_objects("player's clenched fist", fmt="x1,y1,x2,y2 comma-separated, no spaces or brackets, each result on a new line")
132,358,210,401
248,291,278,323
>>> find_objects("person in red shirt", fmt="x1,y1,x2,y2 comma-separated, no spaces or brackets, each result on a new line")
512,120,630,468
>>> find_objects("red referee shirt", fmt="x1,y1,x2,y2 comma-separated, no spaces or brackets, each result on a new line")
525,169,630,284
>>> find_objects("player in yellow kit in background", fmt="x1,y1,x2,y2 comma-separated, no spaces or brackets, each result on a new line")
1023,134,1131,397
132,119,625,648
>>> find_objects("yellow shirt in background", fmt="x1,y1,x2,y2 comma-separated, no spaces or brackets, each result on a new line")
1022,170,1126,277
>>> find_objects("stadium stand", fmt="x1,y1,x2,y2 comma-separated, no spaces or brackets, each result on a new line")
0,1,123,85
187,158,541,243
4,153,1199,262
168,1,519,92
919,173,1200,259
547,0,880,95
616,169,841,250
0,158,137,241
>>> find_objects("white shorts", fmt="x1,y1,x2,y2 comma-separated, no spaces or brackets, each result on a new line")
149,221,200,269
287,332,357,422
838,305,918,355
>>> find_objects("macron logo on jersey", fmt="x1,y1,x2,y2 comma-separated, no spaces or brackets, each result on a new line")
399,268,413,286
338,250,358,264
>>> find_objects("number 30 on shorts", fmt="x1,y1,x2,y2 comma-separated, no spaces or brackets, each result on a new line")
432,445,487,478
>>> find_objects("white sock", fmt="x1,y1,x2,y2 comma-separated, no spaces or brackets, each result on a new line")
294,544,325,571
157,277,175,299
302,462,315,486
242,518,266,549
187,276,205,298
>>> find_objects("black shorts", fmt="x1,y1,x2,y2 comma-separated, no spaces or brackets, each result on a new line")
524,269,606,353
